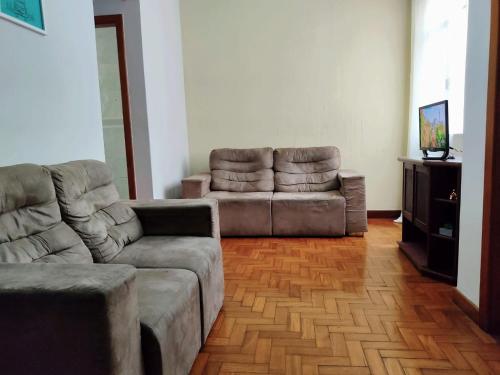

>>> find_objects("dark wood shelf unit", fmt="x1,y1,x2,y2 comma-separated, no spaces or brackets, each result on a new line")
398,157,462,285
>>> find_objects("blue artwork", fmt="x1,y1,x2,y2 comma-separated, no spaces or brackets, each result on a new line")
0,0,44,32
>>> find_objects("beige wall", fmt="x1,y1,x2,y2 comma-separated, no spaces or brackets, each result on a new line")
180,0,411,210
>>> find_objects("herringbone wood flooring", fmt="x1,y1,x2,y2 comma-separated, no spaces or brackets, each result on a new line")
190,219,500,375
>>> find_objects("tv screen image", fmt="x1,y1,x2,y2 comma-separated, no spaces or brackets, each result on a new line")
419,100,448,151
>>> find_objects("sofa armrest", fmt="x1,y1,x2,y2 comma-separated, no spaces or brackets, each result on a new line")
338,169,368,233
0,263,143,375
125,198,220,238
182,173,211,198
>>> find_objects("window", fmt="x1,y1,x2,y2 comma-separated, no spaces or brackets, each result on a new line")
408,0,469,155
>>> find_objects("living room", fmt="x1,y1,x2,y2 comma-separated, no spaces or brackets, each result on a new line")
1,0,499,374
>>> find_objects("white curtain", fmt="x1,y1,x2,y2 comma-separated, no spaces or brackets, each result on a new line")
407,0,469,157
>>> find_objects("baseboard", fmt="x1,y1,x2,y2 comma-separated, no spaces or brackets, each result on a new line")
452,288,480,324
367,210,401,219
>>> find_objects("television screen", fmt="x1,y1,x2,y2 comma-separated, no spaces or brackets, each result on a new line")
419,100,449,151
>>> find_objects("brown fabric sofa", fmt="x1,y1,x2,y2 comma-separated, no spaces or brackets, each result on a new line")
183,146,367,236
0,161,224,375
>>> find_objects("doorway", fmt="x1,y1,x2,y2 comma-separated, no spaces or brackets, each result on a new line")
481,0,500,334
95,15,136,199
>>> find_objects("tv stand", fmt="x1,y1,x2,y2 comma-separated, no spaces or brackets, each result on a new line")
422,149,453,161
397,157,462,284
422,155,455,161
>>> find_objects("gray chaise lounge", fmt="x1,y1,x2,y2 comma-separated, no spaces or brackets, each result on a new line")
0,161,224,375
182,146,368,237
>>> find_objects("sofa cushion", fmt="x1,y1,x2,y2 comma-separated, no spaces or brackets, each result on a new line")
49,160,143,263
272,191,346,236
210,148,274,192
110,236,224,342
274,147,341,192
0,164,92,264
136,268,201,375
205,191,273,236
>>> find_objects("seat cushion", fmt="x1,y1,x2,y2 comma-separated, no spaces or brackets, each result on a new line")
210,148,274,192
0,164,92,264
274,147,341,192
272,191,346,236
49,160,143,263
205,191,272,236
136,269,201,375
110,236,224,342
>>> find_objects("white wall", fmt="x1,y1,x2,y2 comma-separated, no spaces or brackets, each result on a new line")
180,0,411,210
0,0,104,166
94,0,154,199
457,0,491,307
139,0,190,198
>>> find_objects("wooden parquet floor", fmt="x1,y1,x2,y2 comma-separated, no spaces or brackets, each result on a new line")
190,219,500,375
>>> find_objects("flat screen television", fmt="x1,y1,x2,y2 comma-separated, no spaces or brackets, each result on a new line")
419,100,450,160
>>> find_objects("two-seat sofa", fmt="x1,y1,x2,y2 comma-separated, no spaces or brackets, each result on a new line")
0,160,224,375
182,146,368,237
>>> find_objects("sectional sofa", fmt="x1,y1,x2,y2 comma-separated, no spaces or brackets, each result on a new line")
0,161,224,375
182,146,367,237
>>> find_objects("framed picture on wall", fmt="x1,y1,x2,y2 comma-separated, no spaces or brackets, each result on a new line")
0,0,45,35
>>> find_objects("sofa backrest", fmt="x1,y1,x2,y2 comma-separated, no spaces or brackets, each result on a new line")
274,146,341,192
49,160,143,263
209,148,274,192
0,164,93,264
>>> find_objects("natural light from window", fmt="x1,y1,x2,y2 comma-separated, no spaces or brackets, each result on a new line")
408,0,469,156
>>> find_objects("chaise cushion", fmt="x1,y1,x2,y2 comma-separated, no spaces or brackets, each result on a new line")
205,191,272,236
0,164,92,264
274,147,341,192
110,236,224,342
136,268,201,375
272,191,346,236
49,160,143,263
210,148,274,192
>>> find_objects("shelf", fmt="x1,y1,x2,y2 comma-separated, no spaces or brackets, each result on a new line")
434,198,457,205
399,241,427,269
421,267,457,284
399,158,461,285
431,233,455,241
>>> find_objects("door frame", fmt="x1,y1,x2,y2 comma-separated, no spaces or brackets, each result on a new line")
480,0,500,334
95,14,137,199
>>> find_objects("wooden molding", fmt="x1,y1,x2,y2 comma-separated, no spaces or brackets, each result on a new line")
367,210,401,219
452,288,480,325
480,0,500,334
